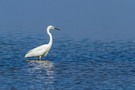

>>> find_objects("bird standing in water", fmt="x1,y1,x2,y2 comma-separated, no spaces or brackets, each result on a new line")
25,25,60,60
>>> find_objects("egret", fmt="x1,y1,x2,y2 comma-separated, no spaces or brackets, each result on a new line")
24,25,60,60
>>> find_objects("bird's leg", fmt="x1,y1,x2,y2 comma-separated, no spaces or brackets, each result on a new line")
38,56,42,60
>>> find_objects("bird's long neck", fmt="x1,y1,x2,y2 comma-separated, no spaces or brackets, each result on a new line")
47,28,53,46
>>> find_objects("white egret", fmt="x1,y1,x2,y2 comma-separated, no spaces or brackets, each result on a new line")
24,25,60,60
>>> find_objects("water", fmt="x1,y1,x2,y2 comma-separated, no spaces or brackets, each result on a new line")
1,32,135,90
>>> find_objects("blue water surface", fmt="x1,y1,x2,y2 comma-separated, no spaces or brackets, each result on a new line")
0,32,135,90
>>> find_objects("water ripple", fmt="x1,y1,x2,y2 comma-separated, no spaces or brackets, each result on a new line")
1,34,135,89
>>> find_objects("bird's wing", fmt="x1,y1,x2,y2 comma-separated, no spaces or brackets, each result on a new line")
25,44,48,57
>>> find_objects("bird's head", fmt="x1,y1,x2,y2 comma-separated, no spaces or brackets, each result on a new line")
47,25,60,30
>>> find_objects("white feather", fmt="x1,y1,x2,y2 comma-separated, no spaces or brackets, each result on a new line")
24,25,60,60
25,44,50,58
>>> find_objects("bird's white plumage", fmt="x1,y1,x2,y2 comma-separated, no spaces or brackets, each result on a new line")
25,44,50,58
24,25,60,60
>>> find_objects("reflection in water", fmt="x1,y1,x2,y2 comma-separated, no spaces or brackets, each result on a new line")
27,60,54,90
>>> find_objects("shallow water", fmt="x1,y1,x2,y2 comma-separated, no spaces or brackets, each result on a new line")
1,33,135,90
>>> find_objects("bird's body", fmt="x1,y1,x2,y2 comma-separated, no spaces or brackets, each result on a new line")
25,25,60,60
25,44,51,59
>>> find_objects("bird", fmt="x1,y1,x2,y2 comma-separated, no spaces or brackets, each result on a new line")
24,25,60,60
